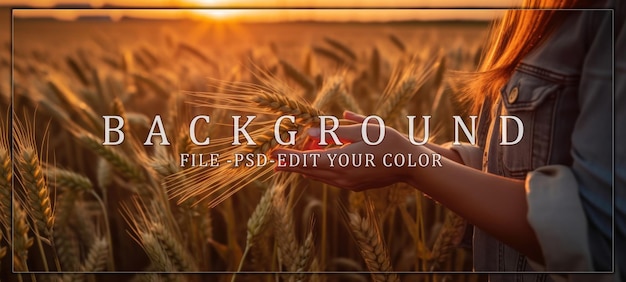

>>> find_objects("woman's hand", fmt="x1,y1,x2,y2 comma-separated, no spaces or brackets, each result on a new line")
272,111,544,263
270,111,431,191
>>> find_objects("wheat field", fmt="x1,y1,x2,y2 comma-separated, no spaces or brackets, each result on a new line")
2,13,490,282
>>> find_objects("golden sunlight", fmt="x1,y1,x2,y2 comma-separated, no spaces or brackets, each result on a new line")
181,0,246,20
192,9,243,20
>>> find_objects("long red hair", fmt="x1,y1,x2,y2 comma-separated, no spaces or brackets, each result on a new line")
464,0,595,113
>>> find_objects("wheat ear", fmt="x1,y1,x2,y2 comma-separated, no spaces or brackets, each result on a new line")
82,237,109,271
294,221,317,282
388,34,406,52
46,166,93,193
53,193,80,270
429,209,466,271
273,188,299,271
79,132,145,183
16,146,54,237
279,59,315,91
149,223,197,271
251,91,323,126
13,201,33,271
232,185,275,281
323,37,357,61
343,203,398,282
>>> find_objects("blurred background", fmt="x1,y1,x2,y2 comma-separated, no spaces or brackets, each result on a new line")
1,2,520,282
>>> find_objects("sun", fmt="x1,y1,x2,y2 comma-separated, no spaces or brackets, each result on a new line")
182,0,245,20
193,9,242,20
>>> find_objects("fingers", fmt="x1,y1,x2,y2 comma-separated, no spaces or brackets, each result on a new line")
307,124,363,144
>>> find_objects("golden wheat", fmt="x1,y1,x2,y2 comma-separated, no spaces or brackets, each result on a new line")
79,132,145,183
344,203,399,282
16,146,54,237
0,132,10,232
10,19,484,279
429,210,467,271
13,201,34,271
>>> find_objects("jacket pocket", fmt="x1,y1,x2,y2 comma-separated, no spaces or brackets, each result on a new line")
498,73,562,178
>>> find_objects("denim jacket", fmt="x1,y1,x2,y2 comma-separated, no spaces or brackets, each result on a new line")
447,3,624,281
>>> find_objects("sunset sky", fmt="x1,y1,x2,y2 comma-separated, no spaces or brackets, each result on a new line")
8,0,522,22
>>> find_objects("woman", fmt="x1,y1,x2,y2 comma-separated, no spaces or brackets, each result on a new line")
272,0,624,280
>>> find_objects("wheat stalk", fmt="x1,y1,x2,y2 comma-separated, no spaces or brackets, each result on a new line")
179,74,326,200
13,201,33,271
376,56,437,121
251,91,323,126
273,188,299,271
312,76,343,110
0,228,6,263
324,37,357,61
46,166,94,193
343,203,398,282
123,198,197,272
294,224,316,282
53,192,80,271
96,157,112,191
54,224,80,271
388,34,406,52
429,209,467,271
312,46,354,69
337,89,363,114
370,47,381,87
0,136,10,233
243,124,298,156
79,132,145,183
149,223,197,271
246,185,275,245
82,237,109,271
233,184,275,280
280,59,316,91
16,146,54,237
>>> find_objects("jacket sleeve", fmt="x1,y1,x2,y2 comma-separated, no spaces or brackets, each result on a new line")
442,142,483,170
